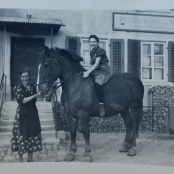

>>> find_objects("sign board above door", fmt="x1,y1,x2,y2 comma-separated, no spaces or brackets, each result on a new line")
113,12,174,34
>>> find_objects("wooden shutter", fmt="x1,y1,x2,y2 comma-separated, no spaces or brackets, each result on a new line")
168,42,174,82
128,39,141,77
65,36,80,55
110,39,124,74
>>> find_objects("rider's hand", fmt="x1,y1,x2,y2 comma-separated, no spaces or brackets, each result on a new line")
83,71,89,78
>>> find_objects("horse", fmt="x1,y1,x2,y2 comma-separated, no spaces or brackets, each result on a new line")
37,46,144,162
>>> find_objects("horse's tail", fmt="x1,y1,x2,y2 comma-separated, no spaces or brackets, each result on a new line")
136,78,144,138
131,78,144,138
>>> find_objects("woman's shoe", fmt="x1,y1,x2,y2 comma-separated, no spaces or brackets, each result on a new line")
18,153,23,162
27,152,33,162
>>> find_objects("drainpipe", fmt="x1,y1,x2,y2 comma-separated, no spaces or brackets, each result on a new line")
3,25,6,74
3,25,6,102
50,26,53,48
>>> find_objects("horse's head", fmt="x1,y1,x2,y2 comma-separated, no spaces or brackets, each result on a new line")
37,46,62,97
37,46,84,100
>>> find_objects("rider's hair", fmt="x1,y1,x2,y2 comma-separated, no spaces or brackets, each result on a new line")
88,35,99,43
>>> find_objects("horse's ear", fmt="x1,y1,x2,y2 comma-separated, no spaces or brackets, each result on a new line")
44,46,50,56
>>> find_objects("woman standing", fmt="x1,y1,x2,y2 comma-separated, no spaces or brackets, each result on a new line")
11,68,42,162
83,35,111,116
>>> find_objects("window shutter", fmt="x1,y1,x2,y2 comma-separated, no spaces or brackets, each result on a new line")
65,36,80,55
128,39,141,78
110,39,124,74
168,42,174,82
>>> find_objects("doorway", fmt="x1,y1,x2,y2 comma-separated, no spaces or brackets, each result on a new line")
11,37,45,99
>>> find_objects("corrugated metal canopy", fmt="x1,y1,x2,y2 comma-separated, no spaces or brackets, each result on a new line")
0,16,65,35
0,16,64,25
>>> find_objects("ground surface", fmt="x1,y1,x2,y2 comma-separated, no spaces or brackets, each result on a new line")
0,132,174,167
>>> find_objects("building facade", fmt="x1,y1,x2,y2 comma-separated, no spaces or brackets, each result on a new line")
1,9,174,106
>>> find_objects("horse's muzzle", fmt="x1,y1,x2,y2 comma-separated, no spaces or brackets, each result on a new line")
39,83,51,96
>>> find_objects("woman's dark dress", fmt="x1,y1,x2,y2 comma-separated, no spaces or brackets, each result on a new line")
11,83,42,155
90,45,111,86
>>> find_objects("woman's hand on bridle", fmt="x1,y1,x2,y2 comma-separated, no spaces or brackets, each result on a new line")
36,91,42,97
83,71,89,78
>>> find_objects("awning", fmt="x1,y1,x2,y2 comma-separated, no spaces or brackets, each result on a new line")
0,16,65,35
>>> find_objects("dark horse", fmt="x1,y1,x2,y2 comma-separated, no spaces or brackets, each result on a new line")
37,46,144,162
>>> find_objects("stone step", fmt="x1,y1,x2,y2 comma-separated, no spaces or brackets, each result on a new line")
0,137,60,147
0,125,55,132
0,130,57,140
2,101,52,106
1,112,54,120
2,107,53,114
1,101,53,119
0,130,57,141
0,118,55,126
2,102,52,111
1,108,53,114
0,101,58,146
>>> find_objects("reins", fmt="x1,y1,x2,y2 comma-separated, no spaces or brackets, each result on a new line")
36,71,84,90
52,71,84,89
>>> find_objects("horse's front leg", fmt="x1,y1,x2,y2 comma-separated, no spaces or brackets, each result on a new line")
120,108,132,153
127,109,141,157
64,115,78,162
78,110,92,162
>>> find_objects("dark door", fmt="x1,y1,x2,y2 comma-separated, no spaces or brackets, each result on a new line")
11,37,45,99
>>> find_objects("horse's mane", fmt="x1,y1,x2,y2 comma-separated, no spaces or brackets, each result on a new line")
54,47,83,62
52,47,85,72
38,47,85,72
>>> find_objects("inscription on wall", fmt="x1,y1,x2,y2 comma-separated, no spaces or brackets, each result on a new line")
113,13,174,33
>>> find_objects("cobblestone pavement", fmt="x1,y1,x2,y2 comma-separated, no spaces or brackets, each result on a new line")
0,141,70,163
1,132,174,166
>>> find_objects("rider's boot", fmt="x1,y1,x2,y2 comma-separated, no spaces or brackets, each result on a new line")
99,103,105,117
95,82,105,117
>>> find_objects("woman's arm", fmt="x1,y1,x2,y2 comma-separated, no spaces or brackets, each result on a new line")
83,57,101,78
22,92,41,104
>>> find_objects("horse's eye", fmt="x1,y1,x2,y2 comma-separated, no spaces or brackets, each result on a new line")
44,63,48,67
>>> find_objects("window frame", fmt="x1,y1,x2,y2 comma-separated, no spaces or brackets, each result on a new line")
141,41,166,81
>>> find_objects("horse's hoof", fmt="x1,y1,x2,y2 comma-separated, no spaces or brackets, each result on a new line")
64,152,76,162
83,153,92,162
119,143,129,153
127,147,136,157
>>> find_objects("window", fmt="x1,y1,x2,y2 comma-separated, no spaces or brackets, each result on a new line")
141,42,165,80
81,38,107,69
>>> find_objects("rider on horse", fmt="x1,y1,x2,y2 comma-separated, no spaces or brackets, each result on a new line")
83,35,111,116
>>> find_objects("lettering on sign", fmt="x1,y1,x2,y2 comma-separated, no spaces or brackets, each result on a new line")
113,13,174,33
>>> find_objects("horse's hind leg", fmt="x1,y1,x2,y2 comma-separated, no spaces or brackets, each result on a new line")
64,115,78,162
136,108,142,138
119,107,132,153
78,110,92,162
127,107,142,157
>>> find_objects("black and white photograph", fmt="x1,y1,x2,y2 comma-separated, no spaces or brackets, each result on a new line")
0,0,174,173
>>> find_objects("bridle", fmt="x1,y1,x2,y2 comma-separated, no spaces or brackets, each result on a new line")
36,71,84,95
36,55,85,95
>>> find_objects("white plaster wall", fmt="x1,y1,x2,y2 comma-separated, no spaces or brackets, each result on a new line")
1,9,174,105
